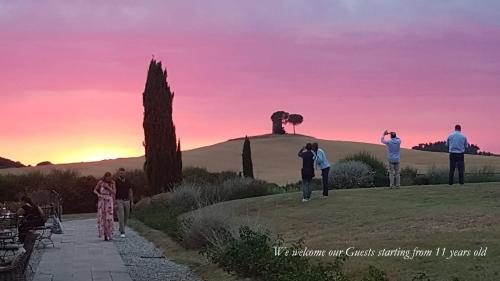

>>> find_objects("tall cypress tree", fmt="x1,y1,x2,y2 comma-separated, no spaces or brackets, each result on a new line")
242,136,254,178
175,140,183,184
143,59,181,193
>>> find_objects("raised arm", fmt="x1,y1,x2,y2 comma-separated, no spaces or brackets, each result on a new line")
381,131,389,144
298,148,305,158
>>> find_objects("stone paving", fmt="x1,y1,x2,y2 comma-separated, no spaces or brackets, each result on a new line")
33,219,132,281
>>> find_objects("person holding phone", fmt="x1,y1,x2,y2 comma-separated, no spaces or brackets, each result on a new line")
381,130,401,189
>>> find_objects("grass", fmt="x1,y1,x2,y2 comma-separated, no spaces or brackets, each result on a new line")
190,182,500,281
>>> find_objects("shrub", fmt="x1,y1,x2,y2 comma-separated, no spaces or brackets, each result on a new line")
167,184,201,213
133,192,181,239
400,166,418,186
361,265,389,281
412,272,431,281
124,169,149,200
414,166,448,185
202,225,349,281
341,152,388,187
180,208,232,249
329,161,374,189
183,167,238,185
220,177,277,201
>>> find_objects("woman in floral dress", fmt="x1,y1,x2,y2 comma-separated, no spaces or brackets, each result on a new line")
93,172,116,241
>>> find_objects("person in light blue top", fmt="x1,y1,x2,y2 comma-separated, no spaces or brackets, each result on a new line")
312,143,330,198
381,130,401,188
446,124,468,185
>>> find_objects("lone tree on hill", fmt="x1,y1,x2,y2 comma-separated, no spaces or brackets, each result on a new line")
271,111,289,134
287,114,303,134
143,59,182,194
242,136,254,178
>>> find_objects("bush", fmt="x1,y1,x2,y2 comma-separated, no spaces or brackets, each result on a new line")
124,169,149,201
361,266,389,281
168,184,201,213
202,225,349,281
183,167,238,185
401,166,418,186
341,152,388,187
329,161,374,189
180,209,232,249
414,166,448,185
220,177,278,201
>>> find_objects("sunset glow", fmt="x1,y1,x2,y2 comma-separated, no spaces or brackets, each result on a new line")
1,1,499,165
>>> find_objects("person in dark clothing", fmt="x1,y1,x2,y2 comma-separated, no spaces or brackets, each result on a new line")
115,168,134,238
17,196,45,242
298,143,315,202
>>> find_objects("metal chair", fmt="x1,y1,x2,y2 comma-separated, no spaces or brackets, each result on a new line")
0,232,37,281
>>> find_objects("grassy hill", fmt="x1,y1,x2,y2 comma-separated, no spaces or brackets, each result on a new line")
195,183,500,280
2,134,500,185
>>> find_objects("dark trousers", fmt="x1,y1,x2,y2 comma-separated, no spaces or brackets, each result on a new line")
321,167,330,196
449,153,465,185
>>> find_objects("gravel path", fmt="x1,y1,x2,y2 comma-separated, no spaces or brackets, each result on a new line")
114,227,201,281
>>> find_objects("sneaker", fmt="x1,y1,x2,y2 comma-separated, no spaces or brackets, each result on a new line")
320,195,328,199
302,199,309,202
120,234,126,238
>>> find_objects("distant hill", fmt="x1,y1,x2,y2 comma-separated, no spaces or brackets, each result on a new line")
0,156,25,169
2,134,500,184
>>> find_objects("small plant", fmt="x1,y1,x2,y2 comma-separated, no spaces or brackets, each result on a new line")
412,272,431,281
329,161,374,189
202,225,349,281
361,265,389,281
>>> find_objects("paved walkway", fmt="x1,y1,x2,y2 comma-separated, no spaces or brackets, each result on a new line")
33,219,133,281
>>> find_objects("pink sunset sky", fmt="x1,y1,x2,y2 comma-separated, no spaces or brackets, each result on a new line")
1,0,499,165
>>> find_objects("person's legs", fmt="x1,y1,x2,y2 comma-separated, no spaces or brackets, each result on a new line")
117,199,125,234
389,163,395,188
322,167,330,196
123,200,130,231
305,178,312,199
449,154,457,185
394,163,400,187
457,153,465,185
302,179,308,200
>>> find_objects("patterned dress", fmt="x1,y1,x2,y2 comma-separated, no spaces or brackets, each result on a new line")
96,180,115,238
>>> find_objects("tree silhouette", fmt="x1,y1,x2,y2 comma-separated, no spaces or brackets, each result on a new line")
242,136,254,178
288,114,303,134
143,59,182,194
411,141,487,155
241,136,253,179
175,140,183,184
270,111,289,134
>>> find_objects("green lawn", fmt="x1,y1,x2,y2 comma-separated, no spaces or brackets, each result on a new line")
198,183,500,281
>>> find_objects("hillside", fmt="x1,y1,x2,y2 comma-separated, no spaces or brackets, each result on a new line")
2,134,500,185
0,156,25,169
